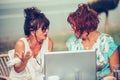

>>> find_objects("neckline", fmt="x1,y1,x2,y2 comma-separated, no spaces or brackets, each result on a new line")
82,32,102,50
24,37,43,58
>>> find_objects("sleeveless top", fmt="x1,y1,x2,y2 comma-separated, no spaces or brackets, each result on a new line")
9,37,48,80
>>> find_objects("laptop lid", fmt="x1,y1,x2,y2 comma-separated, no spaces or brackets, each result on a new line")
44,50,96,80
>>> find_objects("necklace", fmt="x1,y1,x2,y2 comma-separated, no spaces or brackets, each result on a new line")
27,37,44,73
35,54,44,73
83,42,93,50
35,57,42,66
83,31,99,50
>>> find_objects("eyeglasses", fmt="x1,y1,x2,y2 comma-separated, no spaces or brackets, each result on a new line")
41,25,49,33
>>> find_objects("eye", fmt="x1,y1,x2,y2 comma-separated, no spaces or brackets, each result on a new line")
41,25,49,32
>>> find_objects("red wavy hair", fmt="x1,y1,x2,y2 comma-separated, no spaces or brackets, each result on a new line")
67,4,99,34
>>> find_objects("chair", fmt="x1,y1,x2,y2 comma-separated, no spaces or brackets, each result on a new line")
0,54,11,80
0,75,9,80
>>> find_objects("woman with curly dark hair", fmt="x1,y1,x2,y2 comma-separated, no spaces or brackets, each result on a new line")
9,7,53,80
66,4,119,79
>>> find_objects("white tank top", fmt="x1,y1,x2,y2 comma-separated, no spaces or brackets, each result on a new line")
10,37,48,80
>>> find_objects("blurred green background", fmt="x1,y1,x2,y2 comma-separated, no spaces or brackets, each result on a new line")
0,0,120,54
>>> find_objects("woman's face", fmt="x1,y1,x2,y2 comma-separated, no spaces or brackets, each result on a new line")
71,22,88,39
35,25,49,41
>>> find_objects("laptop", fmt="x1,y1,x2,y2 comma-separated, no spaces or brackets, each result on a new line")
44,50,96,80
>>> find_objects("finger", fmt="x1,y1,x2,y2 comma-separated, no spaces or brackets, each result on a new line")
14,52,23,60
14,52,20,58
22,51,25,58
25,51,32,58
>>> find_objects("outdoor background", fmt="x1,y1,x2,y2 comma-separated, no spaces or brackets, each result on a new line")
0,0,120,54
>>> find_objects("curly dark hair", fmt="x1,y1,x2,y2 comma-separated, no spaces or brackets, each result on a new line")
67,4,99,34
24,7,50,36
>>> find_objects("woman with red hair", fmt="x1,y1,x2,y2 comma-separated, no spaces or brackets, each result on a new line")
66,4,119,79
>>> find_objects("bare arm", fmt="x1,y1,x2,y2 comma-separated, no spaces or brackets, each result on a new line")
14,40,31,73
48,37,53,52
107,49,119,76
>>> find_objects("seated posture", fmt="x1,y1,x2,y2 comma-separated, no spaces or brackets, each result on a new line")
66,4,119,79
9,7,53,80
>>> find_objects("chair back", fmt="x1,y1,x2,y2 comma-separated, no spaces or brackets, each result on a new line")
0,54,11,77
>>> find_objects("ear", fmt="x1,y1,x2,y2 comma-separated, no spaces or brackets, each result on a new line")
83,31,87,34
82,31,89,36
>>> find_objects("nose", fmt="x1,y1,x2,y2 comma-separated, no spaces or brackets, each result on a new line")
45,29,49,33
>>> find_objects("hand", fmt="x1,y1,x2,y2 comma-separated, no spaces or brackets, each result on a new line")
15,51,32,63
21,51,32,62
14,51,32,72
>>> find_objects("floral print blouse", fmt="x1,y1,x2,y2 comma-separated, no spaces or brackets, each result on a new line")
66,33,118,79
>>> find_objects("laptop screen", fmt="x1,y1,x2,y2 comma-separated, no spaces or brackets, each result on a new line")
44,50,96,80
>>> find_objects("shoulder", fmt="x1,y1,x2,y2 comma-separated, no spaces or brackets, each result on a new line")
14,38,26,52
47,37,53,51
47,37,53,46
15,39,24,48
66,35,77,43
48,37,53,43
100,33,118,54
100,33,115,42
101,33,118,58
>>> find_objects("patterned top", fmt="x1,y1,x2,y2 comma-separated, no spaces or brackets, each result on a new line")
66,33,118,79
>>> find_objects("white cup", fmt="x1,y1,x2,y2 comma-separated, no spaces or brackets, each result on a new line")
113,64,120,80
48,75,60,80
103,76,116,80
